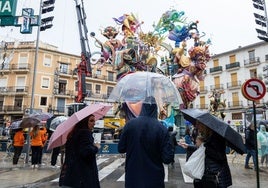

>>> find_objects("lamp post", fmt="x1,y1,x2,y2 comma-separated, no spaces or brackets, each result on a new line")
25,0,43,164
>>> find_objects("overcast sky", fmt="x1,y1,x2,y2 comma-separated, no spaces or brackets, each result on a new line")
0,0,265,55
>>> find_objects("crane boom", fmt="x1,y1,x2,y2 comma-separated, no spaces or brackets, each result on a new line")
74,0,92,103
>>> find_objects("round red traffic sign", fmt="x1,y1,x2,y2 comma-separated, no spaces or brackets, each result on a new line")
242,78,266,101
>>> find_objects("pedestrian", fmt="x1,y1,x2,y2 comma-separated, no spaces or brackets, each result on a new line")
184,127,194,161
118,96,174,188
180,121,232,188
30,124,46,168
50,146,61,168
59,114,101,188
244,122,257,170
168,126,178,168
38,124,48,166
257,124,268,167
12,128,25,165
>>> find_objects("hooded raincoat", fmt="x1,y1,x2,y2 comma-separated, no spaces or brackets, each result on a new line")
118,97,174,188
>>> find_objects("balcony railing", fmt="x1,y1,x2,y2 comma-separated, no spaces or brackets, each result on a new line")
228,101,243,108
226,81,242,89
210,84,224,90
199,86,208,94
0,105,27,112
0,86,29,95
244,57,260,67
225,62,240,70
209,66,223,74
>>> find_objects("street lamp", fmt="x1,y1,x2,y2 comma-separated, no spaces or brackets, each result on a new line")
25,0,55,164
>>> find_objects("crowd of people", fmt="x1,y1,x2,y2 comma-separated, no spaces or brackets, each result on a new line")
6,99,268,188
10,122,63,168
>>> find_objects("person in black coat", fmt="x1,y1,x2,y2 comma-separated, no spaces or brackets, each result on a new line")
118,97,174,188
180,121,232,188
59,114,101,188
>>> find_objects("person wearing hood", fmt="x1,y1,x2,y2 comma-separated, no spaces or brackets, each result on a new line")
257,124,268,167
118,96,174,188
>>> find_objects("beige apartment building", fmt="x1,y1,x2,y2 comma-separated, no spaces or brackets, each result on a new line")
0,41,117,127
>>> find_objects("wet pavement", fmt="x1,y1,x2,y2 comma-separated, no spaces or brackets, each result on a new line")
0,151,267,188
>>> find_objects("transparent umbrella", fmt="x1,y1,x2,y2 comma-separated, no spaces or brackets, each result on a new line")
108,72,182,107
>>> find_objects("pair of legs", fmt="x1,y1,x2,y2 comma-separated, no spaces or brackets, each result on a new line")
245,149,257,169
261,154,268,167
13,146,23,165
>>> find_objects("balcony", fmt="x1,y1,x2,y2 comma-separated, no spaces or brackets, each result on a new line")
0,65,10,74
54,89,74,98
228,101,243,109
0,86,29,96
199,86,208,94
0,105,26,114
11,63,31,73
58,68,73,78
209,66,223,74
244,57,261,67
226,81,242,90
225,62,240,71
210,84,224,90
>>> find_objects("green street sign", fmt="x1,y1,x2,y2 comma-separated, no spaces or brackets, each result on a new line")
0,16,15,26
0,0,18,16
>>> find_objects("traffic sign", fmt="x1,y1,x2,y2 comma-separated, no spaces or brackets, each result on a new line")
0,0,17,16
242,78,266,101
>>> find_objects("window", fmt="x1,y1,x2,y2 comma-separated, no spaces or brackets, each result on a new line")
16,77,26,92
248,50,255,62
86,83,92,97
0,78,7,91
40,97,47,106
19,53,28,69
108,72,114,81
95,85,101,94
60,63,68,74
59,80,67,94
213,59,219,67
107,86,113,96
249,69,257,78
44,54,52,67
14,96,23,110
42,77,50,89
229,54,236,63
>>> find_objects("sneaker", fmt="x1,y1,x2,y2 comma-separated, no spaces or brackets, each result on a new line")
245,165,253,169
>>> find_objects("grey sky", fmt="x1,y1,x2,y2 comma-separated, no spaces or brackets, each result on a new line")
0,0,265,55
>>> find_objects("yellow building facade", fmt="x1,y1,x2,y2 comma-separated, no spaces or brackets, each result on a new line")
0,41,117,126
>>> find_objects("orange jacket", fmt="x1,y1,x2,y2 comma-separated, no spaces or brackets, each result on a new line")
30,130,46,146
13,130,25,147
39,127,48,147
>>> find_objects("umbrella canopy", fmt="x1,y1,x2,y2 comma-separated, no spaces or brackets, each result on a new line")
181,108,246,154
108,72,182,106
49,116,68,131
47,103,112,150
20,117,41,128
20,112,53,128
31,112,53,122
9,120,22,130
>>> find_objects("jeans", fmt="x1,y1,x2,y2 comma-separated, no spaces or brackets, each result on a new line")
245,149,257,169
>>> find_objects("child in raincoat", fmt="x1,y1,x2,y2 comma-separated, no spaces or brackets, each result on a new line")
257,124,268,167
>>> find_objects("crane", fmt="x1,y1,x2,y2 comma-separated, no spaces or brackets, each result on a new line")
74,0,92,103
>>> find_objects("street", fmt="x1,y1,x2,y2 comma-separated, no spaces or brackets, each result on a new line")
2,154,266,188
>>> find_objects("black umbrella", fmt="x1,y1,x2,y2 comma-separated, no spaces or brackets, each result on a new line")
181,108,246,154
